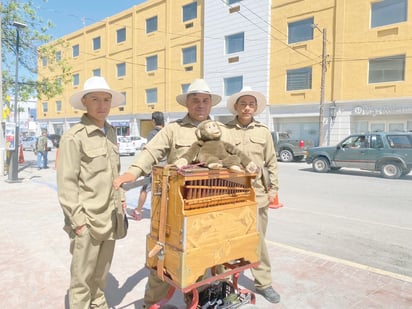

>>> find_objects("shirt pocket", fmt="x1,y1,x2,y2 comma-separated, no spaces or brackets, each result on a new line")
248,136,266,156
82,147,107,173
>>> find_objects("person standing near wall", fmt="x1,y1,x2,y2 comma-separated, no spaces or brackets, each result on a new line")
36,129,49,170
223,86,281,304
113,78,221,308
131,111,165,221
57,76,128,308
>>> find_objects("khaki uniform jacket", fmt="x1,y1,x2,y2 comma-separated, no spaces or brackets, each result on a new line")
57,114,124,241
223,118,279,208
127,114,215,178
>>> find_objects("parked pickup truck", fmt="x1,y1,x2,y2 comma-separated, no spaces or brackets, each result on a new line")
306,132,412,179
271,132,314,162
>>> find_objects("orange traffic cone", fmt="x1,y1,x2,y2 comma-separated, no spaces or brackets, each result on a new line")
18,145,25,163
269,193,283,209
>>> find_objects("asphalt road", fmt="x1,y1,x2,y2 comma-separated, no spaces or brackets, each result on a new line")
121,155,412,278
270,161,412,278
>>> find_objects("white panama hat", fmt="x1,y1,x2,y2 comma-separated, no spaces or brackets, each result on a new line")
176,79,221,106
226,86,267,115
69,76,125,111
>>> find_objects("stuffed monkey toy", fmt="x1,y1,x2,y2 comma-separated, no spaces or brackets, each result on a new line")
174,120,257,173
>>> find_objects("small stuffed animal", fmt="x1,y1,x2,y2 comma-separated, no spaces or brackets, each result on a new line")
174,120,257,173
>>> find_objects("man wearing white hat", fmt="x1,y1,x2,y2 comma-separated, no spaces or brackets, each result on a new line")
224,86,280,304
113,78,221,308
57,76,127,308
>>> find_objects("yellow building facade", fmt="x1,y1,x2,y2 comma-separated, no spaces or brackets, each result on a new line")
270,0,412,145
37,0,204,136
38,0,412,144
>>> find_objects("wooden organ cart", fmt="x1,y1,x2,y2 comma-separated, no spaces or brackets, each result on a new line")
146,165,260,308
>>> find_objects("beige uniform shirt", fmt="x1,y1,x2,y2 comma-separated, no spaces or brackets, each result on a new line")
127,114,214,178
57,114,124,241
223,118,279,208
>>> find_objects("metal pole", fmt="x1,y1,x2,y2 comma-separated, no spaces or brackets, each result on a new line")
0,6,4,178
8,22,26,182
318,28,327,146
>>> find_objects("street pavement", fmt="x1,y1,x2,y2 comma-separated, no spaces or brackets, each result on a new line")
1,149,411,308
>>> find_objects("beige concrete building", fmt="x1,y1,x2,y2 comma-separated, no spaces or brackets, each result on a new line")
38,0,412,145
270,0,412,145
37,0,204,137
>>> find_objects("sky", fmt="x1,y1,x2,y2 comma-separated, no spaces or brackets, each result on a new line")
32,0,147,38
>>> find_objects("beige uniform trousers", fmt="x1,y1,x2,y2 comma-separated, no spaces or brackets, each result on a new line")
70,229,115,309
251,206,272,289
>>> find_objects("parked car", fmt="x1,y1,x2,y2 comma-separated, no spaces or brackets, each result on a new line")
271,132,314,162
117,136,135,156
306,132,412,179
127,135,147,150
21,136,53,151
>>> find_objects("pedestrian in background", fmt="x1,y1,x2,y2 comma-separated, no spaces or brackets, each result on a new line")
36,129,49,169
57,76,128,308
113,78,221,308
223,86,280,304
131,111,165,221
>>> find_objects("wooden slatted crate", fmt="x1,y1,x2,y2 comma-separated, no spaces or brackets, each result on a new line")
146,166,260,289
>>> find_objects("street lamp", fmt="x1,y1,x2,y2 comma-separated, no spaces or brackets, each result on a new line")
7,21,27,182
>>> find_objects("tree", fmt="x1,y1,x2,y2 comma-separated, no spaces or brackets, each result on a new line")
1,0,71,116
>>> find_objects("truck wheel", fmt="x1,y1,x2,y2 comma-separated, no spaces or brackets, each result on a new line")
279,149,293,162
380,162,402,179
312,157,330,173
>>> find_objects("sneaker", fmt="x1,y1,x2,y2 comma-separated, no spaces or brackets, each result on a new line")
255,286,280,303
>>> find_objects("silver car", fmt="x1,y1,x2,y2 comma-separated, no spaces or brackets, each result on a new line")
117,136,135,156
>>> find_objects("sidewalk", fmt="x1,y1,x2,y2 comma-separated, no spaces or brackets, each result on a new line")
1,152,411,308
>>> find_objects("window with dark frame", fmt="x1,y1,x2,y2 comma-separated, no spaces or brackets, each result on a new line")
368,55,405,83
286,67,312,91
146,16,158,33
371,0,407,28
288,17,314,44
183,2,197,22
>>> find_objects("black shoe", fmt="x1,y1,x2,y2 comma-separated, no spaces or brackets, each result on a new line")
255,286,280,303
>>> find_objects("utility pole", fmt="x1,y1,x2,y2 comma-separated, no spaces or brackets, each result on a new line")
318,28,327,146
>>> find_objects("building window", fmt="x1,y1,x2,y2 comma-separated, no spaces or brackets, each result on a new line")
146,55,158,72
182,83,190,94
287,67,312,91
120,92,126,106
56,78,62,86
73,73,80,86
146,16,158,33
42,102,48,113
182,46,197,65
368,55,405,83
42,56,47,67
117,63,126,77
56,100,62,112
93,36,101,50
224,76,243,96
183,2,197,22
72,44,79,57
288,17,314,44
225,32,244,54
146,88,158,104
371,0,407,28
227,0,241,4
93,68,101,76
55,51,61,62
117,28,126,43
